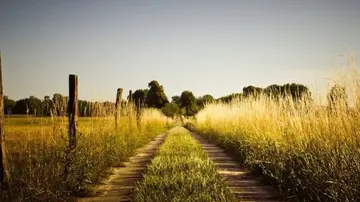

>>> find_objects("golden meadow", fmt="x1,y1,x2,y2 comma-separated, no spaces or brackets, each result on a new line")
194,58,360,201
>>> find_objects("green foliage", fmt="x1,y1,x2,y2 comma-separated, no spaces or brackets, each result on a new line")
4,95,16,114
171,95,181,106
42,96,53,116
132,89,148,109
52,93,68,116
264,83,311,101
162,103,179,118
180,91,198,116
12,96,43,116
145,80,169,109
217,93,243,103
243,85,263,97
197,94,214,108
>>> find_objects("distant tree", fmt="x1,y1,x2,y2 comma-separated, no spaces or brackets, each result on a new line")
264,83,310,101
284,83,310,101
27,96,43,116
12,96,43,116
328,85,348,113
42,96,54,116
12,99,28,114
78,100,90,117
132,89,148,109
197,94,214,108
171,95,181,106
217,93,243,103
52,93,68,116
4,96,16,115
145,80,169,109
180,91,198,116
243,86,263,97
264,84,282,98
162,103,180,118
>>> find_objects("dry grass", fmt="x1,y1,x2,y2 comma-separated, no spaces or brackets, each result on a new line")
195,59,360,201
1,105,170,201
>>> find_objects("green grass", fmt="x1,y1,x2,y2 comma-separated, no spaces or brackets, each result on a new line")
132,127,234,202
2,108,170,202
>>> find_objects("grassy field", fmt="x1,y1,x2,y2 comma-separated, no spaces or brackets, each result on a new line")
133,127,234,202
2,107,170,202
194,90,360,201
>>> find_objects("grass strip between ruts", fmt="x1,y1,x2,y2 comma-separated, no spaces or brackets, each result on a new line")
132,127,235,202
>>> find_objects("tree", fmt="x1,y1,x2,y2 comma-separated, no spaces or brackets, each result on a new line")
197,94,214,108
264,83,310,101
27,96,43,116
162,103,180,118
3,96,15,115
180,91,198,116
217,93,243,103
132,89,148,109
42,96,54,116
243,86,263,97
328,85,348,113
52,93,68,116
12,99,28,114
171,95,181,106
78,100,90,117
145,80,169,109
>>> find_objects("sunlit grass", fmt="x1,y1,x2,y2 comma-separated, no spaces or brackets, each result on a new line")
194,61,360,201
133,127,234,202
2,105,170,202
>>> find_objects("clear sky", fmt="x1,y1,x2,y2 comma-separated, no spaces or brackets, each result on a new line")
0,0,359,101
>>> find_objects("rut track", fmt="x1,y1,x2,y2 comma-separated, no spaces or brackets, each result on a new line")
78,133,167,202
191,132,282,202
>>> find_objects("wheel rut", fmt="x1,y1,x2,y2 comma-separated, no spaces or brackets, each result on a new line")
191,132,282,202
78,133,167,202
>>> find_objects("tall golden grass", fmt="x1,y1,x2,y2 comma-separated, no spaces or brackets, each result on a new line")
2,103,170,201
195,57,360,201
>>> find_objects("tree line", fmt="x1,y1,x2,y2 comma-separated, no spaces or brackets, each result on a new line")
7,80,349,118
4,94,116,117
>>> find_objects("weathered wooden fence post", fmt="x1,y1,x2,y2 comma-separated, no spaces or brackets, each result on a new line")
0,51,8,188
68,75,78,149
64,74,78,179
115,88,123,129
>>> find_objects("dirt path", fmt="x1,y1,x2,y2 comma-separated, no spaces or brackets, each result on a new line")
191,132,282,202
78,133,167,202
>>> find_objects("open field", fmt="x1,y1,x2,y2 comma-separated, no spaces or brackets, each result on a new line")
1,108,170,202
133,127,235,202
194,92,360,201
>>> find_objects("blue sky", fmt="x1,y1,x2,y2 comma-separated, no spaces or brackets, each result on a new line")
0,0,359,101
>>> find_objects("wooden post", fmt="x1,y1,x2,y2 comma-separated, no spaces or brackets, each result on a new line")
68,75,78,149
0,51,8,187
115,88,123,129
64,74,78,179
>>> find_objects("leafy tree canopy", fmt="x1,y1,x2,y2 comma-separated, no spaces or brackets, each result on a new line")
4,96,16,114
132,89,148,108
197,94,214,108
162,103,180,118
145,80,169,109
171,95,181,106
180,91,198,116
